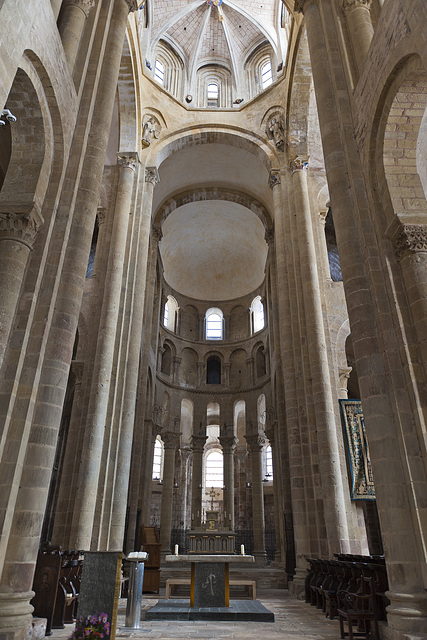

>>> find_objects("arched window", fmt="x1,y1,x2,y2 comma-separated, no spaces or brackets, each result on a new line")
205,450,224,488
261,59,273,89
256,346,266,378
207,356,221,384
205,307,223,340
207,82,219,107
161,343,172,375
250,296,265,333
163,295,179,332
264,444,273,480
154,59,165,85
152,437,164,480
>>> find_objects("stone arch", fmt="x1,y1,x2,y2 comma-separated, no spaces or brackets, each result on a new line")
253,342,267,379
160,339,175,376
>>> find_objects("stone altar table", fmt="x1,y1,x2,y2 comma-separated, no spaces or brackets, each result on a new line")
165,554,254,607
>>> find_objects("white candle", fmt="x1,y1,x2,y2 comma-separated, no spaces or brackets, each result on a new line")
174,544,179,556
241,544,245,556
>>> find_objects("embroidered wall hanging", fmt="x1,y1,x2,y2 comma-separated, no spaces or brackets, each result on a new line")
339,399,375,500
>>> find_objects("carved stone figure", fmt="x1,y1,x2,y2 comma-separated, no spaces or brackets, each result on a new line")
267,115,285,150
142,116,160,147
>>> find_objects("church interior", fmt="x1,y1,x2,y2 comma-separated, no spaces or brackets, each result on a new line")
1,0,427,638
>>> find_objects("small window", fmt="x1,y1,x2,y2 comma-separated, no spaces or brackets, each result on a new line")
206,308,223,340
205,450,224,488
207,82,219,107
163,300,169,327
265,445,273,480
154,59,165,85
250,296,265,333
261,60,273,89
152,437,164,480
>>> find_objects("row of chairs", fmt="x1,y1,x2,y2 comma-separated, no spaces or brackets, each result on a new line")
305,556,389,640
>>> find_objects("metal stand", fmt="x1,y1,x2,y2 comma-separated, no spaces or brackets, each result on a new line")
125,560,145,628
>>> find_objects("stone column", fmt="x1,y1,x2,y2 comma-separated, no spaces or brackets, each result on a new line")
0,208,43,369
341,0,374,75
245,434,267,565
296,0,427,631
220,435,237,531
58,0,95,73
70,152,138,550
159,430,181,557
290,155,351,554
191,434,207,529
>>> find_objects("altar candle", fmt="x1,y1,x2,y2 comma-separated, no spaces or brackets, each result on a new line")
174,544,179,556
241,544,245,556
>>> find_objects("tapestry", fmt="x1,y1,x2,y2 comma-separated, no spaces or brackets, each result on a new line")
339,399,375,501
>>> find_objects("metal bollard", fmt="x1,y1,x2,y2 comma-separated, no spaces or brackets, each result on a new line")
125,560,145,628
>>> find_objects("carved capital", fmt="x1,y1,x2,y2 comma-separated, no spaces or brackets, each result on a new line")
339,367,352,393
294,0,317,13
124,0,138,12
152,226,163,242
269,169,281,189
220,436,238,452
162,430,181,449
390,223,427,261
0,206,43,249
245,433,267,452
145,166,160,185
342,0,372,14
117,152,139,171
265,229,274,246
191,434,208,453
290,155,309,173
62,0,95,17
97,206,107,225
265,427,276,447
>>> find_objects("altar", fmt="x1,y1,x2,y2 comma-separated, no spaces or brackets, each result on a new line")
165,553,254,607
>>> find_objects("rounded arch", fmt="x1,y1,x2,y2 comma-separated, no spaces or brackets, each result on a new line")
163,294,179,332
160,339,175,376
205,307,224,341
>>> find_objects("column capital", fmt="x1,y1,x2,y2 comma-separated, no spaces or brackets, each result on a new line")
245,433,267,452
0,206,43,249
162,430,181,449
341,0,372,14
152,226,163,242
191,434,208,452
390,223,427,261
117,152,139,171
269,169,281,189
220,436,238,452
124,0,139,12
290,155,310,173
62,0,95,17
294,0,318,14
145,166,160,185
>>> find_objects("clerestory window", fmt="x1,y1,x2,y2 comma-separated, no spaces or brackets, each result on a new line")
261,59,273,89
154,59,165,85
207,82,219,107
205,308,223,340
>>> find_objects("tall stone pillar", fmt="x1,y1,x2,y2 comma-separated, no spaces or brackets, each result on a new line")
191,434,207,529
296,0,427,632
220,434,237,531
341,0,374,75
0,208,43,368
160,430,181,557
58,0,95,73
290,155,352,555
70,153,138,550
0,4,138,639
245,434,267,565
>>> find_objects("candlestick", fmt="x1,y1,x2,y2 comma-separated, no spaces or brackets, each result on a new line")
174,544,179,556
241,544,245,556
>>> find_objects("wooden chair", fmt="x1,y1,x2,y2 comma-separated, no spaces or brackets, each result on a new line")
337,577,380,640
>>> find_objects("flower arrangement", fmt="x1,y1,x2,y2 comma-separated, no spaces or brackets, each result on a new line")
68,613,110,640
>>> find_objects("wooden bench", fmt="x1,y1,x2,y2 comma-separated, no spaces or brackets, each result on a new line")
165,578,256,600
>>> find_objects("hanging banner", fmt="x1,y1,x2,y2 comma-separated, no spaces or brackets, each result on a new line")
339,399,375,501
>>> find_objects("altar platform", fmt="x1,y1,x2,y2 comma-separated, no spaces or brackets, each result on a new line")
145,598,275,622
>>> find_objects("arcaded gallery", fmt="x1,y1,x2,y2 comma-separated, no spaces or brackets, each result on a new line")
1,0,427,639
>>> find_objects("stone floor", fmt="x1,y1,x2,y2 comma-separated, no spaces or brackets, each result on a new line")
50,589,348,639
